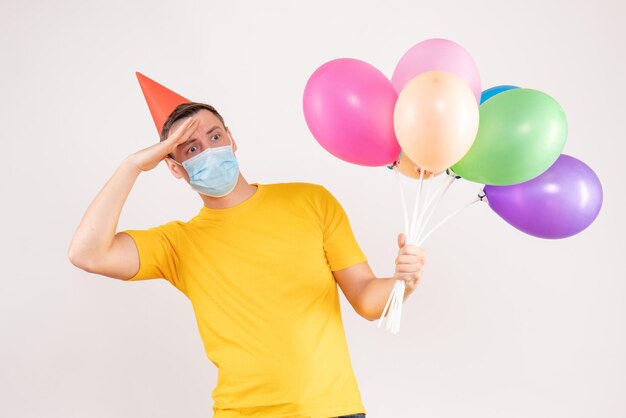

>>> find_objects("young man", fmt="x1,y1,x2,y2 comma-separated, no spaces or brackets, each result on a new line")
68,98,426,417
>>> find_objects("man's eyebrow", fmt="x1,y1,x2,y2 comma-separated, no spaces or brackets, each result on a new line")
205,125,221,135
176,138,197,150
176,125,222,150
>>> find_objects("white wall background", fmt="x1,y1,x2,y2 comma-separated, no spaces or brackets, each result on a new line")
1,0,624,417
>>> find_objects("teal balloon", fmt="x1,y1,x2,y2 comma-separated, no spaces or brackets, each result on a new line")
451,88,568,185
480,85,519,104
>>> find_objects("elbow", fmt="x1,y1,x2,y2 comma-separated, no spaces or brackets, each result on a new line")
67,246,96,272
351,297,380,322
354,293,381,322
68,251,86,271
355,303,379,322
363,312,379,322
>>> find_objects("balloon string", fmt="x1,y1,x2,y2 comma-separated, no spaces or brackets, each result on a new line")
381,169,457,334
388,172,441,333
424,172,457,212
394,166,410,237
380,166,417,334
376,279,405,333
409,172,434,245
389,282,401,332
381,170,479,334
385,169,426,333
393,281,404,333
391,280,405,334
386,284,398,331
394,174,456,333
415,174,457,244
417,196,482,247
408,169,425,244
378,281,402,332
377,280,397,329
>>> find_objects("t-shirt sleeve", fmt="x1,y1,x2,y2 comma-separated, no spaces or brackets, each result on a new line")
118,221,183,289
317,185,367,271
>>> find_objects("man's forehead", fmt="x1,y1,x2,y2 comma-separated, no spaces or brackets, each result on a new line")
173,109,222,128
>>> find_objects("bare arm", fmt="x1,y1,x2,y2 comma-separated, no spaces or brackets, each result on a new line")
67,159,142,279
67,117,199,280
333,233,427,321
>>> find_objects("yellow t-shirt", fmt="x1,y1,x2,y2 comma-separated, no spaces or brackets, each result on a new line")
121,182,368,418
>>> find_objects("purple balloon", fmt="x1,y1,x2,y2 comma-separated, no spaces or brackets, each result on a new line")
483,154,603,239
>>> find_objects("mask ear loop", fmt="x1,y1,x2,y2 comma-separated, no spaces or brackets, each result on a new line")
167,156,184,167
225,128,235,149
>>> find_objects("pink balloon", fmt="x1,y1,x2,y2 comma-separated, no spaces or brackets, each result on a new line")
391,38,482,103
303,58,401,166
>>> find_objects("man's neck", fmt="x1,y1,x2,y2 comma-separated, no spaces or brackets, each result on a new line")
199,174,258,209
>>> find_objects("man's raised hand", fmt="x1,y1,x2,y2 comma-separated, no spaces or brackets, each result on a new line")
127,117,198,172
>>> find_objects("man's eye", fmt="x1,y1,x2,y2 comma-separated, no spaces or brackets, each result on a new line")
187,146,198,154
211,134,221,141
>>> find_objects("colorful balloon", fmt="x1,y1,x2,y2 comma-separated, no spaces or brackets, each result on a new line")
390,151,433,179
483,154,603,239
303,58,401,166
394,70,479,174
391,38,482,102
451,88,568,185
480,85,519,104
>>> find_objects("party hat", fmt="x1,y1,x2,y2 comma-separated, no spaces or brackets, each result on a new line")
136,72,190,135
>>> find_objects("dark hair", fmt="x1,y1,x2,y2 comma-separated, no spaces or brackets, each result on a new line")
160,102,226,159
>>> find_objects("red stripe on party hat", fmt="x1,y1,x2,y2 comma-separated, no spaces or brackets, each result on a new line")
136,72,190,135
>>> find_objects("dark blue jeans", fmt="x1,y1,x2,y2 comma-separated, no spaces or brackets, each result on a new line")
336,414,366,418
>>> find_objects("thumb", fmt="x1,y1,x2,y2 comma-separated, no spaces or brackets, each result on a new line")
397,233,406,248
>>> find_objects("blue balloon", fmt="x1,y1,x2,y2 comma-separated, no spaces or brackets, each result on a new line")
480,85,520,104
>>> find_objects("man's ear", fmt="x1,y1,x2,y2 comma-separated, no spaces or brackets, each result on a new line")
164,156,188,180
226,127,237,152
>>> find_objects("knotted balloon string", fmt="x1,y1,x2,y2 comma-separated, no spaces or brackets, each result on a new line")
379,167,478,334
408,168,425,243
414,172,459,244
378,165,432,333
417,192,485,246
377,280,405,333
394,165,410,239
378,162,410,333
408,171,435,245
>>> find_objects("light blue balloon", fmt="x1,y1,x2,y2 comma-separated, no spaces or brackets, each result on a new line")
480,85,519,104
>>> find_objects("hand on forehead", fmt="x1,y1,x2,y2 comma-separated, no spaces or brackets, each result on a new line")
172,109,225,132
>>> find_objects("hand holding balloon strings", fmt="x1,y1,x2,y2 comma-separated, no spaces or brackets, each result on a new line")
378,167,478,333
378,231,427,333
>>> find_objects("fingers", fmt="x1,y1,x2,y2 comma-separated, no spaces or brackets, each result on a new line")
396,250,428,264
395,263,425,273
404,278,421,292
393,233,427,290
395,271,422,280
394,244,427,287
397,245,426,257
397,233,406,248
395,272,422,289
395,254,425,266
395,263,425,284
168,117,199,144
161,118,199,159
